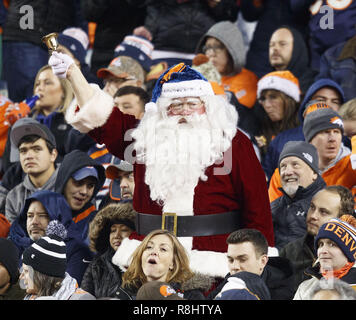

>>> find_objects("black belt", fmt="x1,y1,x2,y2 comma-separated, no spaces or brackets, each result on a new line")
135,211,240,237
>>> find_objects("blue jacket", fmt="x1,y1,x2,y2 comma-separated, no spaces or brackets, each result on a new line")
262,78,346,181
316,36,356,102
8,190,93,285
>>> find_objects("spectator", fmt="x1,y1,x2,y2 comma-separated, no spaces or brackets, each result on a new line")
20,220,95,300
310,278,356,300
264,79,345,184
316,35,356,102
294,214,356,300
4,119,59,223
290,0,356,72
9,190,93,285
339,98,356,139
113,229,210,300
0,238,26,300
268,104,356,202
82,0,146,76
81,202,136,298
3,64,74,169
50,53,275,279
272,141,326,249
269,26,316,94
113,85,150,120
280,185,355,293
255,70,300,158
208,229,294,300
239,0,308,78
135,0,239,67
97,56,146,97
196,21,258,109
54,150,105,241
99,158,134,210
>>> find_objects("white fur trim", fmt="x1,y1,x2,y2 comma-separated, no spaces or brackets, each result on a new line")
189,249,229,278
112,238,141,271
160,79,214,99
65,84,115,133
145,101,158,113
257,75,300,102
268,246,279,257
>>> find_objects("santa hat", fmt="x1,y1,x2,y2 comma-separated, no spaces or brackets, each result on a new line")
257,70,300,102
315,215,356,263
145,63,214,113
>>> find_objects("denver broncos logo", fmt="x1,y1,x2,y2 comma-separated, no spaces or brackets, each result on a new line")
330,116,344,127
304,102,330,116
161,63,186,84
159,284,177,297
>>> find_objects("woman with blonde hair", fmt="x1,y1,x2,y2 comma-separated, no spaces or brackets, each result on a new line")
115,229,210,300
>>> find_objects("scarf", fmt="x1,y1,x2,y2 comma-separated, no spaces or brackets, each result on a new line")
321,262,355,280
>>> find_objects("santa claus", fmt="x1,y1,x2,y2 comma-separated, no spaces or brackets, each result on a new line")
49,53,274,277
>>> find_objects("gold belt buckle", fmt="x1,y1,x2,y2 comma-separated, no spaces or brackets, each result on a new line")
161,212,177,236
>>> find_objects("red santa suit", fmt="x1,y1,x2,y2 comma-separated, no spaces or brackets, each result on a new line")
66,65,274,276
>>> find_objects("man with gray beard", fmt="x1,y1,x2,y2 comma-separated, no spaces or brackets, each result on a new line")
49,53,274,278
271,141,326,250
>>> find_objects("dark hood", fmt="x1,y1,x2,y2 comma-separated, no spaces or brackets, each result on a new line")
54,149,106,201
297,78,345,123
9,190,82,256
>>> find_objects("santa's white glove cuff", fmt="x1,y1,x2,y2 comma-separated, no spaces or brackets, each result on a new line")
49,51,74,78
112,238,141,272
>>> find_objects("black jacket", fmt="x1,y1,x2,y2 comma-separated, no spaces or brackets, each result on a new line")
271,174,326,250
3,0,78,46
279,233,316,293
81,248,123,298
261,256,295,300
144,0,238,53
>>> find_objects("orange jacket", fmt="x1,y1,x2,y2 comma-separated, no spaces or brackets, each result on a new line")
0,213,10,238
268,154,356,203
221,68,258,108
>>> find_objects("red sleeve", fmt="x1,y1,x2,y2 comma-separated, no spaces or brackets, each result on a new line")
88,107,139,160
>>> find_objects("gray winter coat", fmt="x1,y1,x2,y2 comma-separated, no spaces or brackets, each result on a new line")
5,167,58,223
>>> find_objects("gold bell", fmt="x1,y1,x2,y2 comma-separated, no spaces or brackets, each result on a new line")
41,32,59,53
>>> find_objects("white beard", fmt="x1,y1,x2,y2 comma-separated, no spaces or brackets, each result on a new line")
130,95,238,249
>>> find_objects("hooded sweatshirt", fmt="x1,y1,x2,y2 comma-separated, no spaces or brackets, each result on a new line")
271,26,317,94
54,150,105,241
262,78,346,181
9,190,93,285
196,21,258,108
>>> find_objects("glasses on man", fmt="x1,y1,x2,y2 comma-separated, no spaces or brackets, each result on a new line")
202,44,225,55
168,98,204,114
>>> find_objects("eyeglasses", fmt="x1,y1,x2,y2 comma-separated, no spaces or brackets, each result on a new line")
202,44,225,54
168,98,204,114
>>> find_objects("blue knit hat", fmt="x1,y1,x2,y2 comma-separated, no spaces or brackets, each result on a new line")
315,215,356,263
114,35,153,72
58,28,88,65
